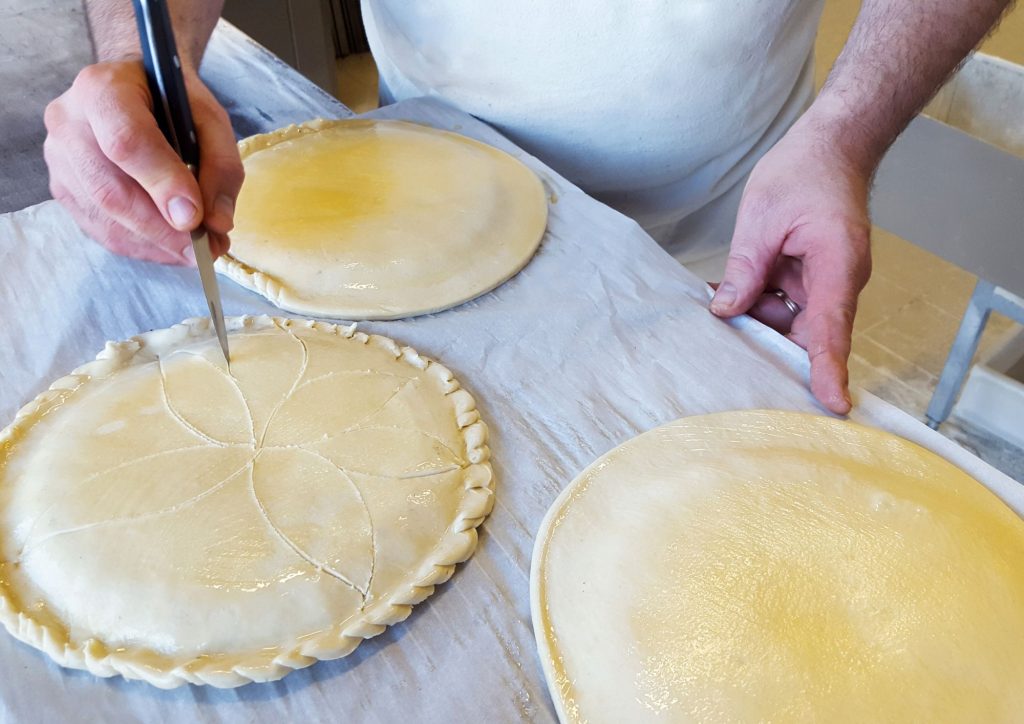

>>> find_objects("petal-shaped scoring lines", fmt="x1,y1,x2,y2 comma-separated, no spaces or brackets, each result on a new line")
22,321,467,604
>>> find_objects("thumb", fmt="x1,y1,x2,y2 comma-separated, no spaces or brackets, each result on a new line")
710,179,791,318
710,226,779,318
712,181,790,317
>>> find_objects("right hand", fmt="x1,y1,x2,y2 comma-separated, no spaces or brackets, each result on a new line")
43,60,244,264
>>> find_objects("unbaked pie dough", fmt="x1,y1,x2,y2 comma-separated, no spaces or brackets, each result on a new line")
219,119,548,320
0,316,493,688
532,410,1024,722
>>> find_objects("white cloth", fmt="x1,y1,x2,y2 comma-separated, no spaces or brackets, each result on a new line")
363,0,825,270
2,23,1020,723
1,92,1022,724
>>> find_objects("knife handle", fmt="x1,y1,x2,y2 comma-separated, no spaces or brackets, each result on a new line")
131,0,201,169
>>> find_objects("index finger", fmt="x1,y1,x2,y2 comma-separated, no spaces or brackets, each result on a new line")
86,79,203,231
802,257,864,415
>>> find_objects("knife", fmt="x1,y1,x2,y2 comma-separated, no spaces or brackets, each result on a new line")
132,0,230,364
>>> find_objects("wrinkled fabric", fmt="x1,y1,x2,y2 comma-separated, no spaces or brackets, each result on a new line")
0,21,1020,724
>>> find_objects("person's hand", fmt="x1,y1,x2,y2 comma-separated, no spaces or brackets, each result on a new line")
709,113,873,415
43,60,243,264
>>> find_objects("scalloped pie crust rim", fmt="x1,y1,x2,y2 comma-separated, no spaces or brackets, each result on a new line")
0,316,494,688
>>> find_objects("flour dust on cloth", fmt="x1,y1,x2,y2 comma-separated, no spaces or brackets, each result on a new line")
532,411,1024,722
364,0,825,279
0,316,494,688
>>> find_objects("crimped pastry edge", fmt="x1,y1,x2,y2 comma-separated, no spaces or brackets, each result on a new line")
0,315,494,688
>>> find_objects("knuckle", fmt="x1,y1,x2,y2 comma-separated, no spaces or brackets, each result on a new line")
853,267,871,293
209,149,244,177
841,225,872,266
72,65,95,88
725,250,765,281
830,303,856,330
42,135,60,166
49,180,72,206
850,223,871,248
834,303,857,330
101,123,145,164
215,104,233,127
838,218,871,250
856,247,873,288
43,98,66,130
222,157,245,189
74,63,109,90
203,154,245,195
199,95,228,123
93,178,134,218
807,307,854,348
98,235,132,258
807,342,830,362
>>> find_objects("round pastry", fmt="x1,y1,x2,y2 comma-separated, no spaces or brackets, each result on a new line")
219,119,549,320
532,410,1024,722
0,316,493,688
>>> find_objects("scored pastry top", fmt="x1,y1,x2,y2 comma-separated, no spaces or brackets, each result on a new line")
0,316,493,688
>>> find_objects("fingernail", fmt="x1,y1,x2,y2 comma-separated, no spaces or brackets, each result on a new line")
168,196,198,229
711,282,736,314
182,243,196,266
215,194,235,229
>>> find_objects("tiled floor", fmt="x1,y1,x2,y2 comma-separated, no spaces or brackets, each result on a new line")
339,3,1024,480
817,0,1023,480
850,229,1016,416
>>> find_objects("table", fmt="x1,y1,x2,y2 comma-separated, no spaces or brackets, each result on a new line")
2,21,1021,724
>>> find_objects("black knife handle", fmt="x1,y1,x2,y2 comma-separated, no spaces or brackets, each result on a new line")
131,0,200,169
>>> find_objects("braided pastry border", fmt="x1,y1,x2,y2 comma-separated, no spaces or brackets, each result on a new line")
0,315,494,688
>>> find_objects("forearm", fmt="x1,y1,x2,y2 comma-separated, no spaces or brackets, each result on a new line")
86,0,224,68
807,0,1013,176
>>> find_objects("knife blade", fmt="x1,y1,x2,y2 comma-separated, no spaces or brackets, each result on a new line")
190,227,231,363
132,0,230,364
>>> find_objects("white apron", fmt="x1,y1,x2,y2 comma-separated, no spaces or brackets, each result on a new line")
362,1,825,277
